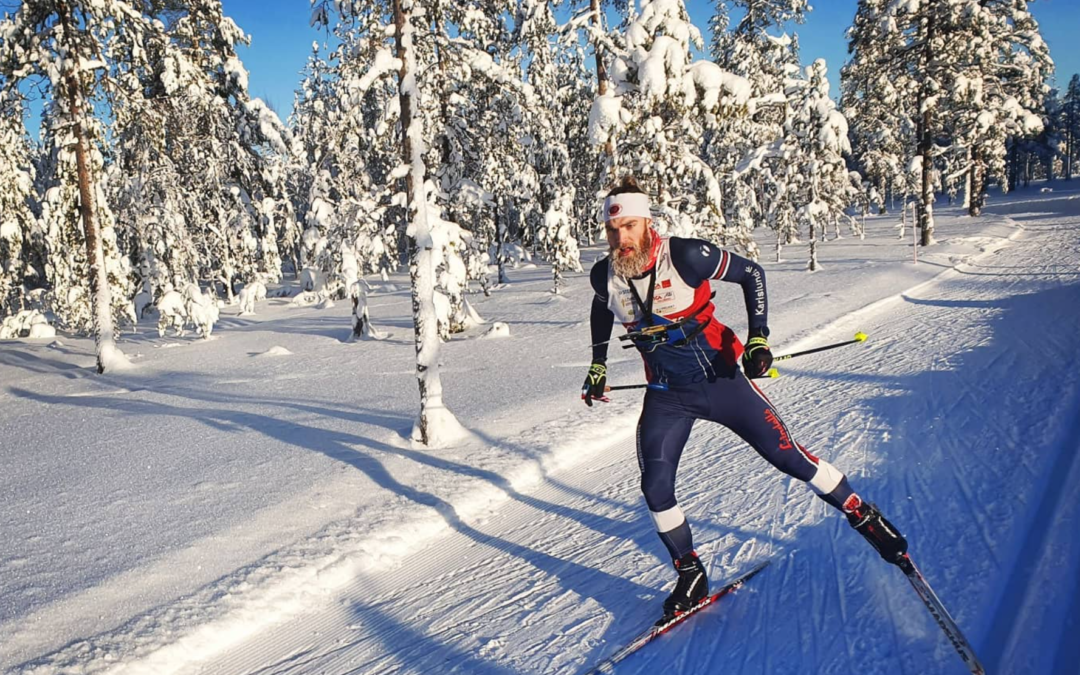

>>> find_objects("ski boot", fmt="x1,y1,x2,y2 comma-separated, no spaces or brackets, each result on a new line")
847,499,908,566
662,551,709,618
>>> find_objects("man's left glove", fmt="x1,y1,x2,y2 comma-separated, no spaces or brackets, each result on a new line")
581,362,610,406
742,333,773,378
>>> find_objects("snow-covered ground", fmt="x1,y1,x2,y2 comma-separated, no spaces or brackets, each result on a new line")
3,186,1080,675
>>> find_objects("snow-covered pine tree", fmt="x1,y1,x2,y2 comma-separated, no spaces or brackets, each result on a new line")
516,0,583,292
783,59,861,271
591,0,752,249
313,18,403,290
841,0,910,214
846,0,950,245
711,0,812,259
313,0,474,447
0,0,155,370
157,0,292,303
0,91,39,319
287,41,339,278
951,0,1050,216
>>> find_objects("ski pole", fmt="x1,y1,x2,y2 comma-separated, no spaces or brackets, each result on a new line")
773,331,868,363
764,332,868,378
604,383,670,392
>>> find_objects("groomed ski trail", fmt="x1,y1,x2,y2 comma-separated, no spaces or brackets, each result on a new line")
9,189,1080,675
190,191,1080,675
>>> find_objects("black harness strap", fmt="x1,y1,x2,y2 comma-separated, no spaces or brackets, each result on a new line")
627,266,657,326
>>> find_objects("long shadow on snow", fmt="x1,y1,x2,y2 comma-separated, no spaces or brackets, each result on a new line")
51,370,774,552
6,387,652,594
6,378,787,672
0,347,87,379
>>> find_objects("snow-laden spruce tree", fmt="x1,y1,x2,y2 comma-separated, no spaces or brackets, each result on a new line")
516,0,582,290
301,24,403,291
287,41,340,278
840,0,910,213
0,91,39,318
542,192,584,293
843,0,1051,242
710,0,815,258
842,0,943,244
590,0,752,250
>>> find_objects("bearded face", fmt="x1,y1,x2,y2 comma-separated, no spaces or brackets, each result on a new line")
607,217,653,278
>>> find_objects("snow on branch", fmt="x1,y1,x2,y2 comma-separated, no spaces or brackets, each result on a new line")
444,38,539,107
347,48,402,104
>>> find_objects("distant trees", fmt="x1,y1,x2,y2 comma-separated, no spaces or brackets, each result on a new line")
843,0,1052,242
1060,75,1080,180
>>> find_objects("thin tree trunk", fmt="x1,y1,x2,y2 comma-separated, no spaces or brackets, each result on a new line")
59,5,117,373
591,0,614,170
918,108,935,245
1066,127,1073,180
969,147,985,217
916,13,936,246
395,0,456,447
967,145,976,209
1008,139,1020,191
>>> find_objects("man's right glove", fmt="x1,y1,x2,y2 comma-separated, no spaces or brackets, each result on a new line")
742,334,773,378
581,362,610,406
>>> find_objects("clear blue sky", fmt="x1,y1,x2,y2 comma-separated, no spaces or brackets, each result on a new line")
228,0,1079,118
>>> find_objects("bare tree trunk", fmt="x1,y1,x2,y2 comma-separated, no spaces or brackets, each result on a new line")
968,147,985,217
1065,126,1074,180
59,6,117,373
967,146,976,210
1008,139,1020,191
916,14,936,246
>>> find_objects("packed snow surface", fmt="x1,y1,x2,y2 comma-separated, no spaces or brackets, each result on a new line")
3,187,1080,674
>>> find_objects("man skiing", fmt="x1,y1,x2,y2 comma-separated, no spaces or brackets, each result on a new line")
582,177,908,619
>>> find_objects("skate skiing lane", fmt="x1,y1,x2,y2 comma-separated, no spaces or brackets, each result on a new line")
15,195,1080,674
185,215,1078,673
191,206,1080,675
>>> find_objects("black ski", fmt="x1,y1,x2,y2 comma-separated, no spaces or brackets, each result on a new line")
898,553,986,675
585,560,770,674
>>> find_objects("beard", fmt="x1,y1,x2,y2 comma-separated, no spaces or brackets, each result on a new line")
611,230,653,279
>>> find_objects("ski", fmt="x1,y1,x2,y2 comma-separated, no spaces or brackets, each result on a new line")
898,554,986,675
586,560,770,674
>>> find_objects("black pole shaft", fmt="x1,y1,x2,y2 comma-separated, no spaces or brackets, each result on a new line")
773,338,862,363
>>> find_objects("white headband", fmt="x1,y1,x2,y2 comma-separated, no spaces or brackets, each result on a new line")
603,193,651,222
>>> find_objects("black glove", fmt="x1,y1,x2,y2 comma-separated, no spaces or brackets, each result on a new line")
742,332,773,378
581,362,609,406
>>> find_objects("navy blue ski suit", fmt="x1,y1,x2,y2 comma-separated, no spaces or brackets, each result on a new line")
590,233,858,560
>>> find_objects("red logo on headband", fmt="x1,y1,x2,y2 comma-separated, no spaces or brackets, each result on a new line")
609,204,622,216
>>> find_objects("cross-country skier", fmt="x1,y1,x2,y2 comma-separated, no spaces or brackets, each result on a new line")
582,177,908,619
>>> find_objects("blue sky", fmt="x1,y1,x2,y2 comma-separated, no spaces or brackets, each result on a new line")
225,0,1080,119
